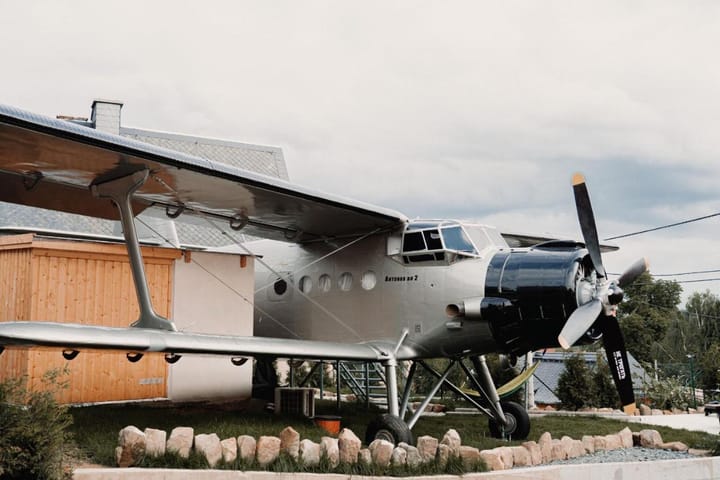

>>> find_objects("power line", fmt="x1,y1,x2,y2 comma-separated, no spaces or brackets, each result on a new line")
652,269,720,277
604,211,720,241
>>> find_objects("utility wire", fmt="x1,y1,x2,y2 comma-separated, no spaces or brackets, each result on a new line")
604,211,720,241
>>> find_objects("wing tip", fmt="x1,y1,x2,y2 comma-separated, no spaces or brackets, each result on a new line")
558,335,571,350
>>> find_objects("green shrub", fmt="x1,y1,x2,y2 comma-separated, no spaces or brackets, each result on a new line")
642,374,692,410
557,354,594,410
0,369,73,480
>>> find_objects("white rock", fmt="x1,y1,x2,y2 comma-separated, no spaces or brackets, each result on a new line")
221,437,237,464
166,427,194,459
299,439,320,466
237,435,256,462
398,442,422,467
256,436,281,466
279,426,300,459
639,429,664,448
493,446,514,469
437,443,452,467
604,434,623,450
358,448,372,465
440,428,461,454
320,436,339,468
521,441,542,465
144,428,166,458
581,435,595,454
116,426,146,468
195,433,222,468
458,446,481,469
550,439,566,461
369,439,394,467
538,432,553,462
338,428,361,464
510,445,531,466
618,428,634,449
416,435,438,463
391,446,407,466
660,441,688,452
480,449,504,470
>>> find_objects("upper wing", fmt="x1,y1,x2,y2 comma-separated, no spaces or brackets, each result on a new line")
0,322,416,361
502,231,619,252
0,104,407,243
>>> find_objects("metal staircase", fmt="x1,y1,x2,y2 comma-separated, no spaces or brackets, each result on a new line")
338,361,388,408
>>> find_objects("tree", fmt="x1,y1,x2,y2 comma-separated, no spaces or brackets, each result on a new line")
592,354,620,408
617,272,682,364
557,354,594,410
686,291,720,352
699,342,720,391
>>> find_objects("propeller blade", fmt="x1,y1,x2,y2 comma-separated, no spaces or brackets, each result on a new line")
600,315,636,414
558,298,602,349
617,257,649,288
573,173,606,278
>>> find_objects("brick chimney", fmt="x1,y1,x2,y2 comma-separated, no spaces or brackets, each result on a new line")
90,99,123,134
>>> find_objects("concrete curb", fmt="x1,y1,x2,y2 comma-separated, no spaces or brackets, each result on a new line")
73,456,720,480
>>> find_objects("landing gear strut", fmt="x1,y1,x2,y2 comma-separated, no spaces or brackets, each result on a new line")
365,354,531,445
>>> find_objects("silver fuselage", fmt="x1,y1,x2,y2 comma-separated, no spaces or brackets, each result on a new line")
251,224,507,359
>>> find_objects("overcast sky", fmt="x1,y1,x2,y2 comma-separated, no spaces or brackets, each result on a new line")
3,1,720,303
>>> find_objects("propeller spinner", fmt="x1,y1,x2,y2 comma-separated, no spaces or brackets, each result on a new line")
557,173,648,414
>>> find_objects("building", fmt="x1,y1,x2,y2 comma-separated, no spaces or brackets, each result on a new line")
0,99,288,248
528,351,648,407
0,99,289,404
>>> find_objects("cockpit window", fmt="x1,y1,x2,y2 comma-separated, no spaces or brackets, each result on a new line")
423,230,443,250
403,231,426,252
442,226,475,253
400,222,479,265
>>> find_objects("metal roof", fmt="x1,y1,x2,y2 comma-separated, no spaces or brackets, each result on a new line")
525,351,648,405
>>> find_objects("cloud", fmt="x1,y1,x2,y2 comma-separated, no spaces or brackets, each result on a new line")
3,0,720,303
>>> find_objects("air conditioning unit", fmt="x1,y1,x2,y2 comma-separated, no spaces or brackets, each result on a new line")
274,387,315,417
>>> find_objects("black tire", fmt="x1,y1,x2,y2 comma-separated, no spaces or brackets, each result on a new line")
488,401,530,440
365,414,413,446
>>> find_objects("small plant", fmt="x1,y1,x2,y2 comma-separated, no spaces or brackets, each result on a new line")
0,369,73,480
642,374,692,411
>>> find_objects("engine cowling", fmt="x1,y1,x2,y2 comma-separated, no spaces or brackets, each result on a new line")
480,245,596,355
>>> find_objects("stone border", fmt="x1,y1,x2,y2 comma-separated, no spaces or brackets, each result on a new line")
115,423,705,472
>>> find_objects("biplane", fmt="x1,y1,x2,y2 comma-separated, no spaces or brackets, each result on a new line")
0,103,647,443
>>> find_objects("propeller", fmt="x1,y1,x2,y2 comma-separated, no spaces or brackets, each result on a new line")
557,173,649,414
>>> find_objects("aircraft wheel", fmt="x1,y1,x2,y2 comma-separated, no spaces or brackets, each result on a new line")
488,401,530,440
365,414,413,446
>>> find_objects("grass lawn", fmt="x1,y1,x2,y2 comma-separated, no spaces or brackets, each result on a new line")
68,399,719,473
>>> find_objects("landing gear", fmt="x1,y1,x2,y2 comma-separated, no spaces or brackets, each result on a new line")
365,413,414,445
488,401,530,440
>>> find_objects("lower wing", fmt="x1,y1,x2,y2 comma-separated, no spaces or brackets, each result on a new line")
0,321,410,362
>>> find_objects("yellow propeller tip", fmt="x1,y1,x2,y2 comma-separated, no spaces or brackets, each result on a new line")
558,336,571,350
572,173,585,186
623,403,637,415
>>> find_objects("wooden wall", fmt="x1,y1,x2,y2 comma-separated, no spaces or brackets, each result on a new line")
0,234,181,403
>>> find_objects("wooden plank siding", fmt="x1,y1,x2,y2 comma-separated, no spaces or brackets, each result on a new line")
0,234,181,403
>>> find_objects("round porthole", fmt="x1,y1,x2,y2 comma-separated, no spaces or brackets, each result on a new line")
299,275,313,293
361,271,377,290
338,272,353,291
274,279,288,295
318,274,332,293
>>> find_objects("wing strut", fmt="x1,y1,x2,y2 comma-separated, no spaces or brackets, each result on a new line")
91,169,177,331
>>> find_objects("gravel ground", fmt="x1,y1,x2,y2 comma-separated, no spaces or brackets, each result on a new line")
525,413,716,467
546,447,693,466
